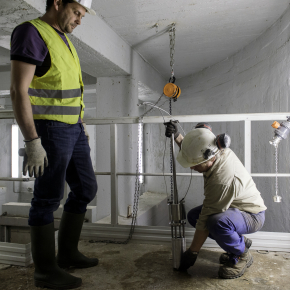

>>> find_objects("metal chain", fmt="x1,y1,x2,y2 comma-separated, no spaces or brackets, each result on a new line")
90,119,142,245
169,24,176,80
275,144,279,197
89,25,177,245
127,118,143,241
169,99,173,202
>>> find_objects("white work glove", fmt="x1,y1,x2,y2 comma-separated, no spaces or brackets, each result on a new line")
82,122,90,143
24,138,48,178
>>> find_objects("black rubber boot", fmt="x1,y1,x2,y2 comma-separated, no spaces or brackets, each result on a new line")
57,211,99,269
30,223,82,289
219,236,252,264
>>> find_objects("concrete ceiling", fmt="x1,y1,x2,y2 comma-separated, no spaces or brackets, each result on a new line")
92,0,290,79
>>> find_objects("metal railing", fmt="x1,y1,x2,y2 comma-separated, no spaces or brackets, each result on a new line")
1,111,290,226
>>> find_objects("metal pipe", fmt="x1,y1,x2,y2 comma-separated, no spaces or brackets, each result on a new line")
0,111,289,123
110,124,118,225
1,172,287,185
251,174,290,177
115,172,202,176
0,177,34,181
100,172,290,177
4,226,8,242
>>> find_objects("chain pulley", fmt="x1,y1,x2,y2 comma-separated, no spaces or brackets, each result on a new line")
164,23,181,101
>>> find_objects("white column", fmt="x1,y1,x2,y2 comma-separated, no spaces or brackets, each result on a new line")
110,124,118,225
244,120,251,173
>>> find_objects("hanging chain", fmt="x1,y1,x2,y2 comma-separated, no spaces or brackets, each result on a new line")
128,118,143,241
89,118,143,245
169,99,173,202
169,24,176,202
169,24,176,81
275,144,279,197
89,25,178,245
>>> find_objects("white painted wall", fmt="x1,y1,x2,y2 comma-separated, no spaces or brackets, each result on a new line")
144,5,290,232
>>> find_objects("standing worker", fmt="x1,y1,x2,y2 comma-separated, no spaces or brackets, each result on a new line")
10,1,98,288
165,122,267,279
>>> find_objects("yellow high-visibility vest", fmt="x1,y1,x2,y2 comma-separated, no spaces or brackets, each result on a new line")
27,18,84,124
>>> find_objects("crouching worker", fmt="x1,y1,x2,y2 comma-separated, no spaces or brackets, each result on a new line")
164,121,267,279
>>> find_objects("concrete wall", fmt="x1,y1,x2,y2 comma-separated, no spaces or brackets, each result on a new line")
144,6,290,232
94,76,142,220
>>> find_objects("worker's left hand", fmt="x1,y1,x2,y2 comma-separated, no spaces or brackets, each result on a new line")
82,122,90,143
178,249,198,271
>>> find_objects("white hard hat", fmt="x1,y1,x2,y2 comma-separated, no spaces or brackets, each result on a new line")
73,0,96,15
176,128,219,168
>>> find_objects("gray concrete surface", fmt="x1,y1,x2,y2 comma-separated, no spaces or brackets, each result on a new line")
1,240,289,290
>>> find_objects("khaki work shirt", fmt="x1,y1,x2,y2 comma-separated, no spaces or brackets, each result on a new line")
196,148,267,231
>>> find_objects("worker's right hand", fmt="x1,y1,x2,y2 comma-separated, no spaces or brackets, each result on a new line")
178,249,198,272
24,138,48,178
164,120,180,139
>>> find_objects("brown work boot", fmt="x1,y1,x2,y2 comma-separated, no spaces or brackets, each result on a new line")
218,251,253,279
219,236,252,264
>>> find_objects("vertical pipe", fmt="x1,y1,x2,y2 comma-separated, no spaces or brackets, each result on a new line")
171,134,178,204
4,226,8,242
244,120,251,174
110,124,118,225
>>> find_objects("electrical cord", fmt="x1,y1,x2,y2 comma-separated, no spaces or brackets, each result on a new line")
141,98,192,203
162,137,169,200
142,100,171,200
142,102,186,135
143,101,192,202
180,169,193,202
145,102,166,123
139,93,165,119
161,131,192,203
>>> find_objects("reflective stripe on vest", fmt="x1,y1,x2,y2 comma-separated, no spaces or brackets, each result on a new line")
32,105,81,115
28,88,81,99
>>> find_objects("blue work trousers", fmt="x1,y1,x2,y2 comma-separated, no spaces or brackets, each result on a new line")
187,205,265,264
28,120,98,226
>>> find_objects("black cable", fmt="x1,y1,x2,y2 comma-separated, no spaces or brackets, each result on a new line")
181,169,193,202
162,138,169,200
